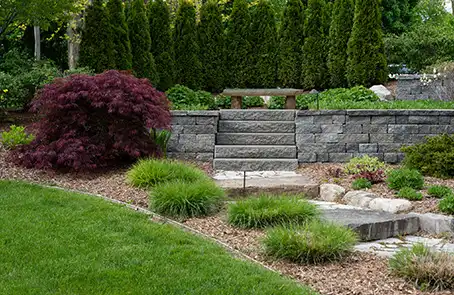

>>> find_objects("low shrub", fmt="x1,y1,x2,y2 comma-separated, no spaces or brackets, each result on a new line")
402,134,454,178
439,195,454,215
262,221,358,264
150,179,224,218
268,96,285,109
387,168,424,190
353,170,386,184
166,84,198,108
11,70,171,171
1,125,35,149
397,187,423,201
296,93,317,109
344,155,386,175
227,195,319,228
428,185,453,199
127,159,208,188
352,178,372,190
242,96,264,108
215,95,231,109
195,90,217,110
389,243,454,290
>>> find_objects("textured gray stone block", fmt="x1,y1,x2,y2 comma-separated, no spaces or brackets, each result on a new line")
219,121,295,133
384,153,399,163
343,123,363,134
408,213,454,235
298,153,317,163
395,116,409,124
214,158,298,171
347,116,370,124
170,125,184,134
196,116,217,125
418,125,452,134
314,115,334,124
378,143,402,153
370,134,394,143
296,123,322,133
172,116,196,125
317,153,329,162
359,143,378,153
394,133,431,143
339,134,369,143
296,134,315,144
220,110,295,121
183,124,216,134
439,116,452,125
326,143,346,153
296,116,314,124
362,124,388,134
316,133,339,143
215,145,297,159
297,143,326,153
354,153,384,160
321,124,343,133
388,124,419,134
332,115,346,124
168,152,214,161
370,116,395,124
182,134,215,152
217,133,295,145
346,143,358,152
408,116,439,124
329,153,354,162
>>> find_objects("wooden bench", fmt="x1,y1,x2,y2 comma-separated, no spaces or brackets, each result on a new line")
222,88,306,109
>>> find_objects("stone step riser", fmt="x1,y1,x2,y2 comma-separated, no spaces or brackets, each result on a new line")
214,159,298,171
216,133,295,145
218,121,295,133
220,110,296,121
215,145,297,159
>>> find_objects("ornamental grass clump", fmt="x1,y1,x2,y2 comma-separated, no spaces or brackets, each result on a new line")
351,178,372,190
389,243,454,291
127,159,208,188
397,187,423,201
428,185,452,199
227,195,319,229
262,221,358,264
439,195,454,215
150,179,224,218
387,168,424,190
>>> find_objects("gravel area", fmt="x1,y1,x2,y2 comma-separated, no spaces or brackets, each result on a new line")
299,163,451,214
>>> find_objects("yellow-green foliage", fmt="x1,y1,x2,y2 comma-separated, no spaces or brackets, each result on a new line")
344,155,386,175
1,125,34,149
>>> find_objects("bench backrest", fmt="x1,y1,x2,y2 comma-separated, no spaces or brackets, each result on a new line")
222,88,305,97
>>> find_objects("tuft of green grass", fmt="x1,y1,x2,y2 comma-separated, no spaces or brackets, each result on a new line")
387,168,424,190
262,221,358,264
0,180,318,295
127,159,208,188
439,194,454,215
227,195,319,229
397,187,423,201
389,243,454,290
150,179,225,218
428,185,453,199
352,178,372,190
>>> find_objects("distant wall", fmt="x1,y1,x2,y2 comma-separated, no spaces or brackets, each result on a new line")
396,74,447,100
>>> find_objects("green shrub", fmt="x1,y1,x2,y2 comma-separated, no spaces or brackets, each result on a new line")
215,95,231,109
242,96,264,108
127,159,208,188
63,67,95,76
352,178,372,190
195,90,217,110
227,195,319,228
402,134,454,178
1,125,35,149
262,221,358,264
389,243,454,290
0,72,27,109
296,93,317,109
397,187,423,201
150,179,224,218
439,195,454,215
151,129,171,157
428,185,452,199
387,168,424,190
344,155,386,175
166,84,197,108
268,96,285,109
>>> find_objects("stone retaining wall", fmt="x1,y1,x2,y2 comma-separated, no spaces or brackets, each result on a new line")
396,75,446,100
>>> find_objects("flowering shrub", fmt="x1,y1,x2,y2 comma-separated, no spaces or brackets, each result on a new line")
11,70,171,171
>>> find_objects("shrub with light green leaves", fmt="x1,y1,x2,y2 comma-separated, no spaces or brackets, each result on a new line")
228,195,319,228
242,96,264,108
352,178,372,190
215,95,231,109
439,195,454,215
267,96,285,109
150,179,224,218
262,221,358,264
397,187,423,201
166,84,198,108
427,185,452,199
344,155,386,175
1,125,35,149
387,168,424,190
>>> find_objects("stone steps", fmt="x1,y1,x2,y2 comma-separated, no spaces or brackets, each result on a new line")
214,158,299,171
218,120,295,133
216,133,295,146
215,145,297,159
220,110,295,121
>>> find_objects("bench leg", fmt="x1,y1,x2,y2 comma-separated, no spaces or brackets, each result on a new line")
285,95,296,109
231,96,242,109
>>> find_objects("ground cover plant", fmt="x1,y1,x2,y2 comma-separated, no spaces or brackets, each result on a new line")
387,168,424,190
0,125,34,149
397,187,423,201
389,243,454,291
10,70,171,171
150,179,225,219
262,221,357,264
351,178,372,190
428,185,452,199
127,158,208,188
227,195,319,228
344,155,386,175
439,195,454,215
0,180,316,295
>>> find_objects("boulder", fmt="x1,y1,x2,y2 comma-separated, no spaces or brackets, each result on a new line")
370,85,392,101
343,191,379,208
369,198,413,214
320,184,345,202
309,89,319,94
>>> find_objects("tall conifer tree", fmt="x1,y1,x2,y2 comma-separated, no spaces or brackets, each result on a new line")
278,0,305,88
128,0,159,85
249,0,278,88
79,0,115,73
347,0,387,87
107,0,133,70
149,0,175,90
198,0,225,92
174,0,202,90
327,0,354,88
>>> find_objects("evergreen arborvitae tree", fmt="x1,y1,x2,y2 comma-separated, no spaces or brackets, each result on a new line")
327,0,354,88
107,0,133,70
79,0,115,73
347,0,387,87
174,0,202,90
149,0,175,91
198,0,225,92
226,0,251,88
278,0,305,88
301,0,327,89
249,0,278,88
128,0,159,85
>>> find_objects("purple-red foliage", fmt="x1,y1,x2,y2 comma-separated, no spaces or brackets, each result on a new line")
353,169,386,184
11,70,171,171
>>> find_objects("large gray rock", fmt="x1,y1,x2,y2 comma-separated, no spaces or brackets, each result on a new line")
343,191,379,208
369,198,413,214
409,213,454,236
370,85,393,101
320,184,345,202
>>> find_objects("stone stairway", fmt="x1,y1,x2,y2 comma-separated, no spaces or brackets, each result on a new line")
214,110,298,171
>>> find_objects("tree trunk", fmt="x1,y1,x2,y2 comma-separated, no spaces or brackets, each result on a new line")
34,25,41,61
451,0,454,15
67,18,80,70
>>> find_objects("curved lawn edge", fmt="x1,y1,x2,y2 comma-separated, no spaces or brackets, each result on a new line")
0,180,318,295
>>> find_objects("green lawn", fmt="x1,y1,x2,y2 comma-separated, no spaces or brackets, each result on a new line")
0,180,316,295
